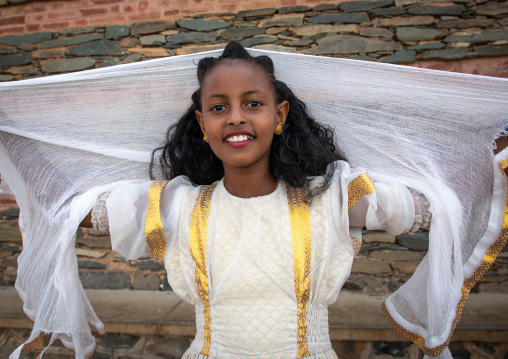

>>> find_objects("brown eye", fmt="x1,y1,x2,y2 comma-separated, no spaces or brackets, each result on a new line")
211,104,226,112
247,101,262,108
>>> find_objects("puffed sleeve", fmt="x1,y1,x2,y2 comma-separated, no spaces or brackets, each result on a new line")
362,181,415,235
106,176,191,260
347,176,415,235
329,161,415,238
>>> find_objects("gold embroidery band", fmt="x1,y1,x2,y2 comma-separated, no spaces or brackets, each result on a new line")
382,158,508,356
21,334,44,352
144,181,170,264
347,173,375,258
190,182,218,356
350,236,362,257
347,173,375,211
21,327,101,358
286,184,312,359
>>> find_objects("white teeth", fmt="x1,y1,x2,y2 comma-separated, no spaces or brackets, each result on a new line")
225,135,253,143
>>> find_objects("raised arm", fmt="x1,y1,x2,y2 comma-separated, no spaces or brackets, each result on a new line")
494,134,508,156
78,177,189,262
79,193,109,230
80,211,92,228
348,181,430,235
347,133,508,234
495,134,508,176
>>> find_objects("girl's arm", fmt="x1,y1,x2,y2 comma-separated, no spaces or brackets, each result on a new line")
79,178,188,261
80,192,110,231
349,134,508,233
495,135,508,176
495,134,508,156
80,211,92,228
348,182,422,235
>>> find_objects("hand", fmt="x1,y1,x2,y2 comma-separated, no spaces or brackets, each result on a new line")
494,135,508,177
80,211,93,228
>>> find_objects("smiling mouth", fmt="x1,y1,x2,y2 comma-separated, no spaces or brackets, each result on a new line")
224,135,254,143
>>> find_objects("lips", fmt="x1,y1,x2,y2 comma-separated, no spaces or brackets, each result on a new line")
223,130,255,147
225,134,254,143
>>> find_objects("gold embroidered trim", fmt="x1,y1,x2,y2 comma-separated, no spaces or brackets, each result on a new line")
190,182,218,356
286,183,311,359
144,181,170,264
382,158,508,356
350,235,362,257
21,327,100,358
347,173,376,211
21,334,44,352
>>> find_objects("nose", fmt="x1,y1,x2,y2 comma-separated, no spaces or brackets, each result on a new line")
227,103,246,126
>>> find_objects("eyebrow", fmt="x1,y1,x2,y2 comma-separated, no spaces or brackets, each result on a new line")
206,89,262,100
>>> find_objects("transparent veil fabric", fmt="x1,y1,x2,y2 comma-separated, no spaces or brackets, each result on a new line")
0,49,507,358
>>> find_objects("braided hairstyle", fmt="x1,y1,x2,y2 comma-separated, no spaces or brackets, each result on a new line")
150,41,346,199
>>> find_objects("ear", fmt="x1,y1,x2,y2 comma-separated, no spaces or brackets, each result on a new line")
276,100,289,128
195,110,205,134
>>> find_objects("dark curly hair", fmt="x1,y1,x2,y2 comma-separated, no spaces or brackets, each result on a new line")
150,41,346,199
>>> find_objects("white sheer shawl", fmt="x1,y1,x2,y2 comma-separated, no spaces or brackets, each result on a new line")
0,49,507,358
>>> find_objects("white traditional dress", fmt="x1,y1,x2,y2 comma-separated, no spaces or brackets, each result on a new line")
108,161,415,358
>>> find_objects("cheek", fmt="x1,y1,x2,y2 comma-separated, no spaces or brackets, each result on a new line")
207,137,224,159
202,117,219,136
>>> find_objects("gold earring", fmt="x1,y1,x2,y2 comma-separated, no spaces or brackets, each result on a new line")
203,134,209,143
275,125,283,135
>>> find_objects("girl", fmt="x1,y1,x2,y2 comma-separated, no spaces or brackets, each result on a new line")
2,41,506,359
83,41,428,358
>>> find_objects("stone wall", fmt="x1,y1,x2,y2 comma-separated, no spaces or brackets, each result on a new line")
1,193,507,297
1,0,504,37
0,0,508,81
4,0,364,35
1,197,508,358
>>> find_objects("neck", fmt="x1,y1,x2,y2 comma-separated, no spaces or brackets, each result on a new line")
222,164,277,198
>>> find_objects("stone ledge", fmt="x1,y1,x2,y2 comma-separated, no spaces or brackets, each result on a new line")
1,287,507,342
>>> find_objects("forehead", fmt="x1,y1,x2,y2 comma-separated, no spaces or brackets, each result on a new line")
201,60,274,97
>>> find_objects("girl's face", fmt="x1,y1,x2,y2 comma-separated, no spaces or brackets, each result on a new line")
195,60,288,175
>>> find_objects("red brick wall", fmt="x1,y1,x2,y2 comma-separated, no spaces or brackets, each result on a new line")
1,0,506,79
413,56,508,79
0,0,350,36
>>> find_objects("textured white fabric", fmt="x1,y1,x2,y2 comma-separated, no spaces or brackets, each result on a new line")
182,347,339,359
408,188,431,232
90,192,110,234
109,162,411,358
182,348,339,359
363,181,414,235
0,48,506,358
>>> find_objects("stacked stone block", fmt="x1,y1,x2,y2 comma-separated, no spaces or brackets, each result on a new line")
0,0,507,81
1,325,508,358
1,196,507,295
